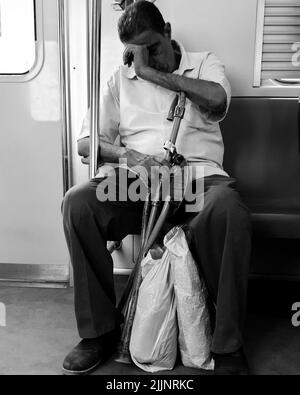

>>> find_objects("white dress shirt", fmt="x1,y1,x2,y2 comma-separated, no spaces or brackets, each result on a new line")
80,42,231,179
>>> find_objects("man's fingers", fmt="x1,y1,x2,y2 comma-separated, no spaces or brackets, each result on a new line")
152,156,170,167
123,50,129,66
123,48,128,65
123,47,133,67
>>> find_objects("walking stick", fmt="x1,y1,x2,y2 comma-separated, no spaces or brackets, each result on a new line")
115,92,187,364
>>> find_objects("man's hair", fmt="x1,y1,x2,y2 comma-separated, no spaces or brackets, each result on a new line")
118,1,166,43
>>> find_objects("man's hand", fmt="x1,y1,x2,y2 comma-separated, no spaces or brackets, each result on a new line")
121,148,169,180
123,44,151,79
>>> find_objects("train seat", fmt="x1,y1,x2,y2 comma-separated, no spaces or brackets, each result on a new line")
222,97,300,240
251,213,300,239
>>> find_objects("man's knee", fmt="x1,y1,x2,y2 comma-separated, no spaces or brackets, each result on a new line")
209,184,251,228
189,183,252,249
195,183,250,229
62,183,94,222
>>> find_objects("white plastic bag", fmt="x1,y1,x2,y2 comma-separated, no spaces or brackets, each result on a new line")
165,227,214,371
129,247,178,373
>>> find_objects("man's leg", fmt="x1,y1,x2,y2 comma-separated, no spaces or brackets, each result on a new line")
61,170,144,373
182,176,252,371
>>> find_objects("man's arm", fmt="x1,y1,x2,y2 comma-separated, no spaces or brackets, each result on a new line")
139,69,227,115
78,137,167,172
123,44,227,116
78,137,126,163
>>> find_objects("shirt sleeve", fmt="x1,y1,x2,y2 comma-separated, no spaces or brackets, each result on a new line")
77,72,120,143
77,109,91,141
200,52,232,123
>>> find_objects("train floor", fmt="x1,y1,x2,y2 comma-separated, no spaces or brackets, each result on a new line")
0,277,299,375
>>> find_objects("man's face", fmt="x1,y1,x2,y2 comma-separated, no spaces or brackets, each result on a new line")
125,29,176,73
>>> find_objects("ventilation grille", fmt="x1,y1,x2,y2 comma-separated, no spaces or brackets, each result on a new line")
260,0,300,83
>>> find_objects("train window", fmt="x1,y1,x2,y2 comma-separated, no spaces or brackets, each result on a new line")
254,0,300,87
0,0,43,80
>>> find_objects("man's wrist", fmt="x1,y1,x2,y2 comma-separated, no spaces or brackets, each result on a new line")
137,66,157,81
138,67,180,94
119,147,133,166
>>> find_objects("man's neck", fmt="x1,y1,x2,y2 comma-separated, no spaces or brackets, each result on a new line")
171,40,182,72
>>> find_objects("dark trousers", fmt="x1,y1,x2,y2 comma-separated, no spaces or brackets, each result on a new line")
62,170,251,354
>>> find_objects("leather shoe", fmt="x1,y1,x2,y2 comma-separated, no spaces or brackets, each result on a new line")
213,348,249,375
62,329,119,375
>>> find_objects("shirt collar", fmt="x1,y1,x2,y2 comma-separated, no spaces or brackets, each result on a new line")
123,41,197,80
173,41,197,76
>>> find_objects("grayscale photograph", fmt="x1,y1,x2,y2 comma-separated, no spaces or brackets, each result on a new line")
0,0,300,380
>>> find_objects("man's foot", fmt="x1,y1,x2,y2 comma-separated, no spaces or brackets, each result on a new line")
213,348,249,375
62,329,120,375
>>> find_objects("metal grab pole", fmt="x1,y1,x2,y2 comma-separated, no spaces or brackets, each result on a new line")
58,0,73,193
89,0,102,179
89,0,123,255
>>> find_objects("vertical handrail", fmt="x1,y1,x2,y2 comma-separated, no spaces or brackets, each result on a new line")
58,0,73,193
89,0,102,179
86,0,91,109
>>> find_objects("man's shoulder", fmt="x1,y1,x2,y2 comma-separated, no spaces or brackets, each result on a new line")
107,65,136,86
188,50,226,78
187,50,217,66
107,67,121,86
180,43,219,74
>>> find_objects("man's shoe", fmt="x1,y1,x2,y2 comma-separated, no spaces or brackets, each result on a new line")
213,348,249,375
62,329,119,375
